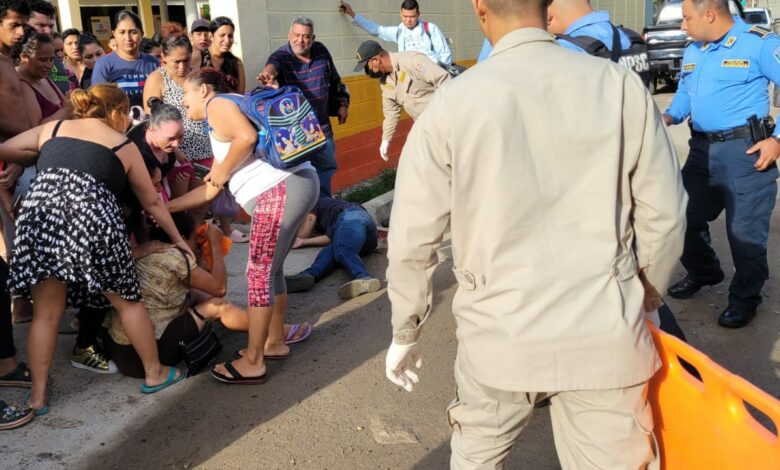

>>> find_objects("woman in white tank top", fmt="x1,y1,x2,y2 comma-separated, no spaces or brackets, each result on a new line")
168,68,319,384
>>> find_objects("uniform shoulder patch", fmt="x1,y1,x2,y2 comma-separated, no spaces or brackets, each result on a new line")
724,36,737,47
747,25,772,39
721,59,750,68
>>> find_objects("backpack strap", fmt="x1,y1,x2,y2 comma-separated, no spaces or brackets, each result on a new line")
556,34,608,57
422,21,431,42
204,93,244,132
608,24,621,63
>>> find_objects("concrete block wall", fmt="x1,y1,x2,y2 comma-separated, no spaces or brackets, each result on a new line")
262,0,484,80
592,0,647,32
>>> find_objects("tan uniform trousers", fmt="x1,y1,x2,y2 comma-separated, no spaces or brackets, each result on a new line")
448,359,659,470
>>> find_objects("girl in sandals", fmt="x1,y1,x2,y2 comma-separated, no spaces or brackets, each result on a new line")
168,68,319,384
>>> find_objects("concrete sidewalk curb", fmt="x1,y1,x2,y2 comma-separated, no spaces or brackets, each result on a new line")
363,190,394,226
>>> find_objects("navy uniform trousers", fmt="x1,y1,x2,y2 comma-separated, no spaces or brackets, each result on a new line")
681,134,778,311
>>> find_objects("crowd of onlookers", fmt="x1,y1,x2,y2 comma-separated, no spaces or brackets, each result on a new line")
0,0,387,430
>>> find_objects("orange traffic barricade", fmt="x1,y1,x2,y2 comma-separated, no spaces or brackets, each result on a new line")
647,323,780,469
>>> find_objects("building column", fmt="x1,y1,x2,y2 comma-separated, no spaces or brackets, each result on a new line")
55,0,82,31
185,0,198,29
159,0,169,24
209,0,270,83
137,0,155,38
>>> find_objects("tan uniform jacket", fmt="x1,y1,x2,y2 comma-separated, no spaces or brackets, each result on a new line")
381,51,450,142
386,28,687,392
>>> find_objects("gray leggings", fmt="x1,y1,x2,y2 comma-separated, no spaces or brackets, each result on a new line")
243,168,319,307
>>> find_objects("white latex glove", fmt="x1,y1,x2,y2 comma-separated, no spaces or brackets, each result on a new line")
385,341,422,392
379,139,390,161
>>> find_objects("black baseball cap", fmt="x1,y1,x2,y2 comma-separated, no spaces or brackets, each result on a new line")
354,40,383,72
190,19,210,33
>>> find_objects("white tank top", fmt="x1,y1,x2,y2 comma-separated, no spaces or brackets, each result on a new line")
209,132,313,208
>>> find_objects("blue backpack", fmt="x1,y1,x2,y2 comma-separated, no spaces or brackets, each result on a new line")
207,86,327,169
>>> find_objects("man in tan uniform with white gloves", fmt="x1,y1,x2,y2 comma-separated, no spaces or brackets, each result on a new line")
384,0,687,468
353,40,450,160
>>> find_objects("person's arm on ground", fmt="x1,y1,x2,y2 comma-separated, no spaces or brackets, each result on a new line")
190,224,227,297
142,69,163,115
426,22,452,65
628,74,687,294
295,234,331,249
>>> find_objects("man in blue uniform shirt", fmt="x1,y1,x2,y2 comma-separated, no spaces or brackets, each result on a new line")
547,0,632,52
477,0,637,60
664,0,780,328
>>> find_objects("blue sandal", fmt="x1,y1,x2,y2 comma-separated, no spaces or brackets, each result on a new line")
24,392,49,416
140,367,184,394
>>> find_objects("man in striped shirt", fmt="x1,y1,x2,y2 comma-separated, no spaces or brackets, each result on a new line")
259,16,350,197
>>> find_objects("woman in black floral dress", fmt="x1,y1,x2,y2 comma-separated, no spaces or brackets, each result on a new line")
0,84,192,415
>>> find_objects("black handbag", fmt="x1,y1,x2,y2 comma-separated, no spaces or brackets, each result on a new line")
176,249,223,376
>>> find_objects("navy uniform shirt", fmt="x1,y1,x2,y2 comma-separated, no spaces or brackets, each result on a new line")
666,18,780,134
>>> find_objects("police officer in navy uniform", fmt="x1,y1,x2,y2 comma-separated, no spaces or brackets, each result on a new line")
664,0,780,328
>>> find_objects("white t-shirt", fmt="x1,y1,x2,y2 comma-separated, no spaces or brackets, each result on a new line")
209,132,313,209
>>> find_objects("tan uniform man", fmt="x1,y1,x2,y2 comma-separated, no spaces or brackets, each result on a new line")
354,40,449,160
383,0,687,468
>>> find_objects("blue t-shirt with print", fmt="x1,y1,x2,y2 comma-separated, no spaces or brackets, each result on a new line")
91,52,159,108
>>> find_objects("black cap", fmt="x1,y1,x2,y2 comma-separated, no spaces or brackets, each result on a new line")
353,40,383,72
190,19,210,33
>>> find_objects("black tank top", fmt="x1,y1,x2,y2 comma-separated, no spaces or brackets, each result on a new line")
37,120,131,197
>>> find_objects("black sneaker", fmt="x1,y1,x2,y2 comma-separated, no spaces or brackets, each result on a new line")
285,273,316,293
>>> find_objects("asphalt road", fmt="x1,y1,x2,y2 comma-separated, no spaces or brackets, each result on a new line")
3,90,779,469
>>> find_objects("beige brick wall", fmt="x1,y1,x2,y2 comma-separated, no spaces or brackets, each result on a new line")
214,0,648,81
261,0,485,78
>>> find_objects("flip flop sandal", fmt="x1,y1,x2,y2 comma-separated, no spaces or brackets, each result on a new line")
140,367,184,394
211,360,267,384
0,400,34,430
233,349,288,361
0,362,31,388
285,323,313,345
229,229,250,243
23,392,48,416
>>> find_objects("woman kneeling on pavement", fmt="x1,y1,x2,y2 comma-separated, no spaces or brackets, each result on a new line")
168,68,319,384
0,84,190,415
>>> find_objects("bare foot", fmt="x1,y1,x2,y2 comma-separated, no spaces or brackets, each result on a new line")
236,322,310,358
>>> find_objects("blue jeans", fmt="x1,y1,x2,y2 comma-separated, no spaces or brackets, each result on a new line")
305,208,377,281
310,137,336,197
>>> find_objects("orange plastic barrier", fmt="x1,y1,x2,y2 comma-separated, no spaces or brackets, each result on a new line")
647,323,780,469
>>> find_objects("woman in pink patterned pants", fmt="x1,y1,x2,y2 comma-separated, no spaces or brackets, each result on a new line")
169,68,319,384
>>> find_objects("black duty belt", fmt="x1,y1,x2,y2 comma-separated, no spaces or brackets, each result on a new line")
692,124,752,143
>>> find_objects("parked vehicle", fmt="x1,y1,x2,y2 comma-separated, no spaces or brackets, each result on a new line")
743,7,773,30
643,0,744,94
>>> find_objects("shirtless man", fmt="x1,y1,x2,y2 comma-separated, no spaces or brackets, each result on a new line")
0,1,32,143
